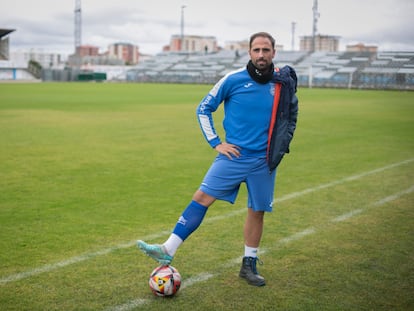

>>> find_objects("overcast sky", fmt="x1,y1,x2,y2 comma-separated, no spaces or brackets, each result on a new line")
2,0,414,55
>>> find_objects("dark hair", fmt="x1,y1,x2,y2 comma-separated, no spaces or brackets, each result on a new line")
249,32,275,49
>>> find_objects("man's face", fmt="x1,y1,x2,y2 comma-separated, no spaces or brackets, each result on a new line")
249,36,276,71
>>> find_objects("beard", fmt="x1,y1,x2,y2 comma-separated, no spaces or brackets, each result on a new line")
246,60,275,84
253,58,271,71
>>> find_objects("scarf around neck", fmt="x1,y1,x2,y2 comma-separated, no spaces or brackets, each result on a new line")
247,60,275,84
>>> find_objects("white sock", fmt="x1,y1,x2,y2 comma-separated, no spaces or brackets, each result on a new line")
163,233,183,256
244,245,258,258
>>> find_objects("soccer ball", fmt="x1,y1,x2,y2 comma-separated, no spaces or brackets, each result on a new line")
148,265,181,297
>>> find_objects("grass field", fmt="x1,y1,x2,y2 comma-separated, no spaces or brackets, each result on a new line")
0,83,413,310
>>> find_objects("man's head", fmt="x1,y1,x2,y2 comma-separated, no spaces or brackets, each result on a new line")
248,32,276,71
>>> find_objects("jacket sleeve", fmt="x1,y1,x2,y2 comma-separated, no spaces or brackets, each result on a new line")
285,66,298,152
286,92,298,153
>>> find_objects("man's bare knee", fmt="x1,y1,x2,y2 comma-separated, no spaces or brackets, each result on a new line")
192,189,216,207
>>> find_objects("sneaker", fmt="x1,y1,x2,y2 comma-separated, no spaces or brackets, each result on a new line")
136,240,173,265
239,256,265,286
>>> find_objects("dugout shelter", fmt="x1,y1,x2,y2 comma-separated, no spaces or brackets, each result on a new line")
0,29,15,60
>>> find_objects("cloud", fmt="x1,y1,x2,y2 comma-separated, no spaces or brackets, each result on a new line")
2,0,414,55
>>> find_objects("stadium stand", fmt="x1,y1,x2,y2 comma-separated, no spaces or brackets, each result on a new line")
1,27,412,88
0,28,41,81
355,51,414,89
125,50,414,90
0,29,14,60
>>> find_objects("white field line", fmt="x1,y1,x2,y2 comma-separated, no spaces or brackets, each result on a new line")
278,228,316,244
332,209,364,222
105,272,217,311
333,185,414,223
272,158,414,204
0,232,168,285
107,184,414,311
372,185,414,206
106,299,148,311
180,272,215,289
1,158,413,285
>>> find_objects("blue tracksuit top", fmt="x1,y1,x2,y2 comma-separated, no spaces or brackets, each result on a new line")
197,67,275,157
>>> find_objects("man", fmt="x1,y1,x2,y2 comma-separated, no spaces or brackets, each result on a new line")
138,32,298,286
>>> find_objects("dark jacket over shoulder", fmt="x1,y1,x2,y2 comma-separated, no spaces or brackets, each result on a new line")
267,65,299,171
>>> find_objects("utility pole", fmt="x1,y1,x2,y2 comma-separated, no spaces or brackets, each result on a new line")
291,21,296,51
180,5,186,52
312,0,320,52
74,0,82,54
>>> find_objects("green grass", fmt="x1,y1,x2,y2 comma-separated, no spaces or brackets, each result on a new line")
0,83,413,310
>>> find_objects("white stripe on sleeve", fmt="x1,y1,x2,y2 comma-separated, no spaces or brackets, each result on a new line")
198,114,217,141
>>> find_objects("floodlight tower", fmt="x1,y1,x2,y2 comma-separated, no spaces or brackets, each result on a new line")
312,0,320,52
180,5,186,51
74,0,82,54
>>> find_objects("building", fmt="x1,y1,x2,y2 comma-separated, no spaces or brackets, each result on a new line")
167,35,218,53
300,34,340,52
346,43,378,53
76,45,100,57
108,43,140,65
67,45,99,67
224,40,284,55
68,43,141,67
224,40,249,52
10,50,63,68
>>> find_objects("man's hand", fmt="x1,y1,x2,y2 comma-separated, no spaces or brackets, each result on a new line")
214,142,241,160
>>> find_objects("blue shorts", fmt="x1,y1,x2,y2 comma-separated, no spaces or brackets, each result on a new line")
199,154,277,212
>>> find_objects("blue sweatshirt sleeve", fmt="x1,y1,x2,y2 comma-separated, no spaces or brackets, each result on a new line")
196,75,229,148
